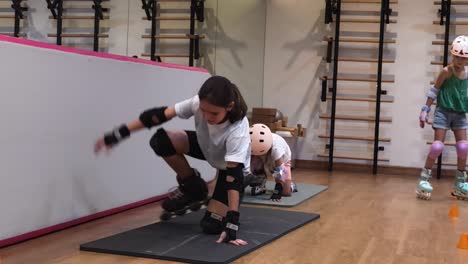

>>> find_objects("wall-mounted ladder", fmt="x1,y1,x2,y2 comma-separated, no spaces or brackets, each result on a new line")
320,0,397,174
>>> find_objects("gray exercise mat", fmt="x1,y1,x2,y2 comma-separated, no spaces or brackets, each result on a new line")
242,182,328,207
80,206,320,264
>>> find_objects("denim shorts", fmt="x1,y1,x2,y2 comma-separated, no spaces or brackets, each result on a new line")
433,107,468,130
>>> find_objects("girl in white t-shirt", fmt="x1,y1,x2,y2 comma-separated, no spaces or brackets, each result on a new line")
94,76,249,246
248,123,296,202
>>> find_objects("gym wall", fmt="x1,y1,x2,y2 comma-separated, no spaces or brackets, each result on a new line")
15,0,265,112
264,0,451,169
0,36,214,244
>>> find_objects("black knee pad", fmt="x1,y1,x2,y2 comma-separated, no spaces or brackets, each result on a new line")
200,211,224,234
149,128,176,156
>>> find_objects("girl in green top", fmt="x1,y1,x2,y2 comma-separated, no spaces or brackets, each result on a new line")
418,35,468,200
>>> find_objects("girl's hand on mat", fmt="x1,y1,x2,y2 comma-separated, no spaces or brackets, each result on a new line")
216,231,248,246
216,211,248,246
269,183,283,202
270,195,282,202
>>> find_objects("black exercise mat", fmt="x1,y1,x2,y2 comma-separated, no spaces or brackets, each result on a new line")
80,206,320,264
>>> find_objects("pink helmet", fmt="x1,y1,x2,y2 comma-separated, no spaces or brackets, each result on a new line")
451,35,468,58
250,123,273,156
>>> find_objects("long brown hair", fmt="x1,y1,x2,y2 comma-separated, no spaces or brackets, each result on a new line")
198,76,248,123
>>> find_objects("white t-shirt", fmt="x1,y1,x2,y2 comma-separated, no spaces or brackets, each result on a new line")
174,95,251,171
253,133,291,177
270,133,292,164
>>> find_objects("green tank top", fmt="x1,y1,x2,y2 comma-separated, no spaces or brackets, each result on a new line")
437,74,468,113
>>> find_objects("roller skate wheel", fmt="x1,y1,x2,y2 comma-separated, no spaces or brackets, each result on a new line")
175,208,187,216
189,203,202,211
452,192,468,200
416,189,431,200
416,194,430,200
160,212,171,221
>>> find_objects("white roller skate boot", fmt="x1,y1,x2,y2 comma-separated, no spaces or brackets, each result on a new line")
452,170,468,200
291,181,298,193
416,168,433,200
248,173,267,196
251,181,267,196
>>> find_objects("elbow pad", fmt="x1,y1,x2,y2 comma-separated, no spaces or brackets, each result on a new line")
427,85,439,100
272,165,285,180
139,106,168,128
225,164,244,192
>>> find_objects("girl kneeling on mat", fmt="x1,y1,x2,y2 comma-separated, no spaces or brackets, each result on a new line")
245,123,297,202
94,76,250,246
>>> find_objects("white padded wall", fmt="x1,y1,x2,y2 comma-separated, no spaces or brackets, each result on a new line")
0,36,215,242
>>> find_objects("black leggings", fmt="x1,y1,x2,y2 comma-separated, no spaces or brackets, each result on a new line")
185,130,239,206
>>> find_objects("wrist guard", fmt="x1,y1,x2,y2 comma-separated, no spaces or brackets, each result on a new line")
270,182,283,200
223,210,240,242
103,124,130,146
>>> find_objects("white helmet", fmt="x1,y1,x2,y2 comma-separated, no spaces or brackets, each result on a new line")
451,35,468,58
249,123,273,156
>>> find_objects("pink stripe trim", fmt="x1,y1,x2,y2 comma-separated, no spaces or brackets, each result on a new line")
0,193,168,248
0,35,208,73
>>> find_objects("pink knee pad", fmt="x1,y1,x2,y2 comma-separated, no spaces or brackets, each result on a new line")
428,141,444,159
456,140,468,159
281,160,292,181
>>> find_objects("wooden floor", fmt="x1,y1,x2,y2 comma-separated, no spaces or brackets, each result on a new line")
2,168,468,264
